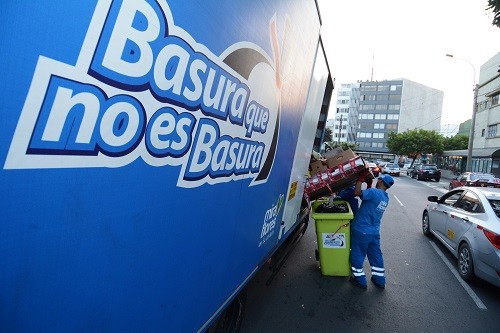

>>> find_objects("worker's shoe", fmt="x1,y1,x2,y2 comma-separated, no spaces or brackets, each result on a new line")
349,276,367,290
371,277,385,289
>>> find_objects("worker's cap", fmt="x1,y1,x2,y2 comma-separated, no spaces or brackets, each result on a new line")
378,174,394,188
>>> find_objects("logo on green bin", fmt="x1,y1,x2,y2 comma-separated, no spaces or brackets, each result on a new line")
322,233,346,249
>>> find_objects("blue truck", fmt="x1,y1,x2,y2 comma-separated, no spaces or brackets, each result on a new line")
0,1,333,331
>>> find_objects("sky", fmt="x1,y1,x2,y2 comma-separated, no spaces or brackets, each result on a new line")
316,0,500,129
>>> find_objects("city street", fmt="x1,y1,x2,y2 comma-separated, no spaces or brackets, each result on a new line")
240,174,499,333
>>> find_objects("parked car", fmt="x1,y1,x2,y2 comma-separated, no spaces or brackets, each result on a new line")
422,187,500,287
411,164,441,181
382,163,400,176
449,172,500,190
407,163,422,176
367,162,381,177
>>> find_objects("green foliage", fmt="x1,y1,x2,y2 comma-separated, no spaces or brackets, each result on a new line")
386,129,444,157
443,134,469,150
323,127,333,142
487,0,500,28
325,141,358,152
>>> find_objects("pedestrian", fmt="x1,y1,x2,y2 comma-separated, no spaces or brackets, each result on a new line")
349,173,394,290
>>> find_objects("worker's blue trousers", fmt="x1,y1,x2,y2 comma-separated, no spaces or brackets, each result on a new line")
350,229,385,286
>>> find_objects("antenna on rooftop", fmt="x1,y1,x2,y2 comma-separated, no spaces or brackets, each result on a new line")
370,49,375,81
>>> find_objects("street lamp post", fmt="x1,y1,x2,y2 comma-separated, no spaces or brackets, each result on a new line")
446,54,478,172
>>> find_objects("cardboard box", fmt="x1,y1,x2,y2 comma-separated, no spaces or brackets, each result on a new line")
322,147,344,160
326,149,357,169
309,160,328,176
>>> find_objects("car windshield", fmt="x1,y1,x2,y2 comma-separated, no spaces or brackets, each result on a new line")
422,165,437,170
470,174,495,181
488,199,500,218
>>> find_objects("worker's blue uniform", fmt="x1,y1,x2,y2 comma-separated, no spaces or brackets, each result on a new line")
349,187,389,287
336,185,359,216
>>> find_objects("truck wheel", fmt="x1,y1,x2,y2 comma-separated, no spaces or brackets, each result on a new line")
206,290,246,333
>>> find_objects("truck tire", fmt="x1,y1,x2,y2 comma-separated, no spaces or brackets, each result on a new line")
206,290,247,333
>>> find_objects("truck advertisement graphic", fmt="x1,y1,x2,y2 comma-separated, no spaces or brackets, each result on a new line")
0,1,329,332
4,0,279,189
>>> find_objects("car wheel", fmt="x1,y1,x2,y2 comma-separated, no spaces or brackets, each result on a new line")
458,243,475,281
422,211,432,237
435,178,440,182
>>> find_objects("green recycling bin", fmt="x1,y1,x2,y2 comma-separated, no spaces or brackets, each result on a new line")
312,199,353,276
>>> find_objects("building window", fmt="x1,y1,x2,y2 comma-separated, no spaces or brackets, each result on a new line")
389,95,401,101
374,123,385,129
375,104,388,110
387,114,399,120
388,104,400,110
372,142,384,148
376,95,388,101
360,105,373,110
387,124,397,130
359,114,374,120
373,133,385,139
487,124,497,138
361,86,376,92
362,95,376,101
358,132,372,138
374,114,387,120
390,85,402,91
491,93,499,106
377,85,389,91
359,123,372,129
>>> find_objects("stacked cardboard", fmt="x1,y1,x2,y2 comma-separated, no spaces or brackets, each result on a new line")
305,149,370,203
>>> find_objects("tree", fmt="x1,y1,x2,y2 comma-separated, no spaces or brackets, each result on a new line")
487,0,500,28
323,127,333,143
443,134,469,150
386,129,444,164
324,141,358,152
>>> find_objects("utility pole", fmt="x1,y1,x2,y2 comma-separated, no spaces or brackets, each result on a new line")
337,116,343,144
467,84,478,172
445,54,477,172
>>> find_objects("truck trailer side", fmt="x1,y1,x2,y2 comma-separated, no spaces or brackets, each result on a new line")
0,1,332,331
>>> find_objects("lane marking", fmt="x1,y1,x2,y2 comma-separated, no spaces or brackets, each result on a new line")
429,241,487,310
393,195,404,207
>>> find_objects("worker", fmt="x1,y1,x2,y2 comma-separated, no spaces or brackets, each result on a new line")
331,185,359,216
349,173,394,290
332,176,374,216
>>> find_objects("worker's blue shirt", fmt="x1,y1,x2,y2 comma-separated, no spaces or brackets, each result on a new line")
337,186,359,216
352,188,389,234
